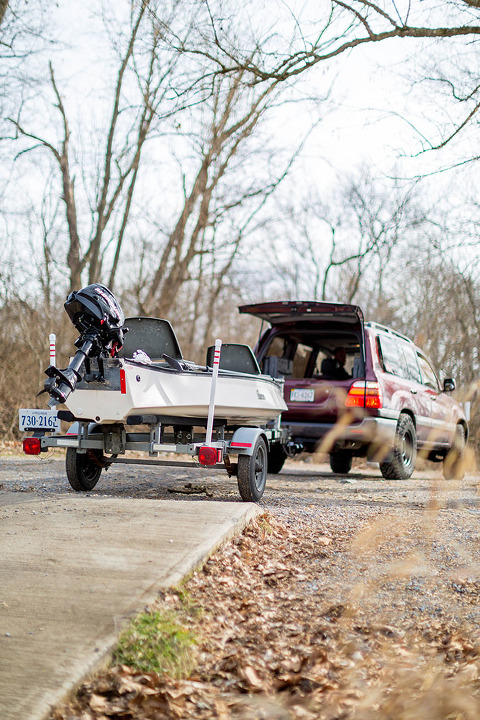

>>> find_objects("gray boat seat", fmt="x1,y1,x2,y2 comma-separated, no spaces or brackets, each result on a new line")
118,317,183,362
206,343,260,375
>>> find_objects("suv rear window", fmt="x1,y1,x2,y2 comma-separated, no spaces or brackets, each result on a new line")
261,332,361,379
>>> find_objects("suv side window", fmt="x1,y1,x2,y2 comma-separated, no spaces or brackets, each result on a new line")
401,343,423,384
417,353,439,391
377,334,407,378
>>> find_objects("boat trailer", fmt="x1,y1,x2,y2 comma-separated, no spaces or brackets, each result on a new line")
20,285,296,502
22,412,290,502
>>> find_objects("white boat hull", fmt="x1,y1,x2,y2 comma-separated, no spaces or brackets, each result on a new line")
66,359,287,425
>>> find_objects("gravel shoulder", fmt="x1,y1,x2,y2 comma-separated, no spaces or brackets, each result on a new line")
2,452,480,718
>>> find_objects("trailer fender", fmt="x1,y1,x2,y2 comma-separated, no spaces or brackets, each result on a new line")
66,421,102,437
229,427,267,456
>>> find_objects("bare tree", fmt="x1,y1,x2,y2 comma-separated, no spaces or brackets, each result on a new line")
404,46,480,169
5,0,480,302
399,259,480,385
155,0,480,166
138,68,288,317
266,170,427,302
0,0,9,27
5,1,188,292
166,1,480,83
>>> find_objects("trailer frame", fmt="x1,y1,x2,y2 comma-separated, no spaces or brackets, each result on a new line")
25,412,291,502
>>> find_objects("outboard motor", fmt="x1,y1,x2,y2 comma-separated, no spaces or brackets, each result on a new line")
43,284,127,405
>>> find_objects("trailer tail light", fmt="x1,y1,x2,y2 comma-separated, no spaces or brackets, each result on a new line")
198,446,218,466
23,437,42,455
345,381,382,409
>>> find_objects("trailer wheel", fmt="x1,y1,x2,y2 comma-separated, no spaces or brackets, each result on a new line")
237,436,267,502
66,448,103,491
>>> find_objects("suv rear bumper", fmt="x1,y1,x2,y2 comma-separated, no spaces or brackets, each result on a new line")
284,416,398,458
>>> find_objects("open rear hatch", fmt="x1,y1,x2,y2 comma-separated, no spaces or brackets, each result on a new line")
239,300,365,328
239,301,366,427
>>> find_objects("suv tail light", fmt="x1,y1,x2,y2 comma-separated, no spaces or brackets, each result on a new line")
345,381,382,409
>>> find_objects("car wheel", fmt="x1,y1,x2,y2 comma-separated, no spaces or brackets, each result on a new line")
380,414,417,480
443,424,467,480
267,443,287,474
329,451,353,474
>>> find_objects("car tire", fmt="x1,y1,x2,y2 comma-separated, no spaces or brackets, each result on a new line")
443,424,467,480
380,414,416,480
329,451,353,474
267,444,287,474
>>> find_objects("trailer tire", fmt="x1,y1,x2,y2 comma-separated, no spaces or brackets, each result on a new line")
66,448,103,491
267,443,287,474
237,436,267,502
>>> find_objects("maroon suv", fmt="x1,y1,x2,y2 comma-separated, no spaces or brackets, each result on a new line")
239,301,468,480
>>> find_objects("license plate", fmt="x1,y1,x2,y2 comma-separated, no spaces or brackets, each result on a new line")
290,388,315,402
19,409,61,432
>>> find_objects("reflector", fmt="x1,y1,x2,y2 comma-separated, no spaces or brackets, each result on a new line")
23,438,41,455
198,446,218,466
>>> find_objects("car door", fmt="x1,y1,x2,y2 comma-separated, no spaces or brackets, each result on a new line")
416,351,454,446
399,342,433,444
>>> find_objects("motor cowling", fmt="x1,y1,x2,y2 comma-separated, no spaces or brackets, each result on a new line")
64,284,125,349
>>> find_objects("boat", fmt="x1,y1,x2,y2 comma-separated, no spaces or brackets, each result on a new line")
65,319,287,425
43,286,287,427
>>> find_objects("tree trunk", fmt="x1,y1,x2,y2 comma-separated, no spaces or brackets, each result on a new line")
0,0,9,27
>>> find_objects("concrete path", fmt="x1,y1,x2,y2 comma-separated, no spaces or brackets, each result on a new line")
0,492,259,720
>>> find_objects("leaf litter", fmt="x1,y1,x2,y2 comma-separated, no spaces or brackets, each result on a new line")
51,498,480,720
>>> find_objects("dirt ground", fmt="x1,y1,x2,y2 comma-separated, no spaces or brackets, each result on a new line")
2,450,480,719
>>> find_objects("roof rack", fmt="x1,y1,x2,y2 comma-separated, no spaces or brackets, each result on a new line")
365,321,412,344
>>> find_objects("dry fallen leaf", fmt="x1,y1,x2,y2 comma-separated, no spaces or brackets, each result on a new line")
240,664,265,690
88,694,110,712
